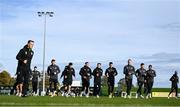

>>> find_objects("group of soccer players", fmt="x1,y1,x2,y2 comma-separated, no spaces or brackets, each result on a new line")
46,58,179,99
14,40,179,99
124,59,156,99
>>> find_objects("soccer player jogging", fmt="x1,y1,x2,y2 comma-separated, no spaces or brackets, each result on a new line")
105,62,118,98
92,63,103,98
31,66,40,96
47,59,61,97
168,71,179,99
79,62,92,98
123,59,135,98
16,40,34,97
145,65,156,99
61,62,75,97
135,63,146,99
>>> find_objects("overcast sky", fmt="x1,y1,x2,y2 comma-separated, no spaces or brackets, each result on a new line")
0,0,180,87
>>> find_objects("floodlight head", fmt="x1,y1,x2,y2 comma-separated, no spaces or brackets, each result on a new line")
37,11,54,17
37,12,42,17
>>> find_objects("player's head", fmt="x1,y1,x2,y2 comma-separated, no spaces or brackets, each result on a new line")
140,63,145,68
85,62,89,67
109,62,113,68
51,59,56,65
34,66,37,70
27,40,34,49
69,62,73,68
148,65,152,70
175,71,178,75
97,63,101,68
128,59,132,65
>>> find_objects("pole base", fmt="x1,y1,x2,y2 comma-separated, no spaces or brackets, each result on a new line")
41,91,46,96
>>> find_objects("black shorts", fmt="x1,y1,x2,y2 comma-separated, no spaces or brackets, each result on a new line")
82,80,90,86
63,79,72,86
49,78,58,84
107,80,115,86
16,74,23,84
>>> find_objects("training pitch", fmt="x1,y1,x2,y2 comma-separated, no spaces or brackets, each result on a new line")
0,95,179,106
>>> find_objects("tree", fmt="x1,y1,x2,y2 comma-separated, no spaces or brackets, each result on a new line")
101,75,108,87
0,70,12,86
9,77,16,86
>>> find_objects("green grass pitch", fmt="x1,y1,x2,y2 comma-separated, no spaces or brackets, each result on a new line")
0,95,179,106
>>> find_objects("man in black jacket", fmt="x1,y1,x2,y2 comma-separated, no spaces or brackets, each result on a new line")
135,63,146,98
79,62,92,98
47,59,61,97
145,65,156,99
16,40,34,97
92,63,103,98
105,62,118,98
168,71,179,99
61,62,75,97
32,66,40,96
123,59,135,98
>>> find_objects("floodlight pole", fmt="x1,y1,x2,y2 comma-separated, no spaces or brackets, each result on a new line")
37,11,54,96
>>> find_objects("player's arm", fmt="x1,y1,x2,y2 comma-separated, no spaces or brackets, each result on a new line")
16,49,25,63
105,69,109,77
114,68,118,76
47,66,50,76
72,68,75,77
